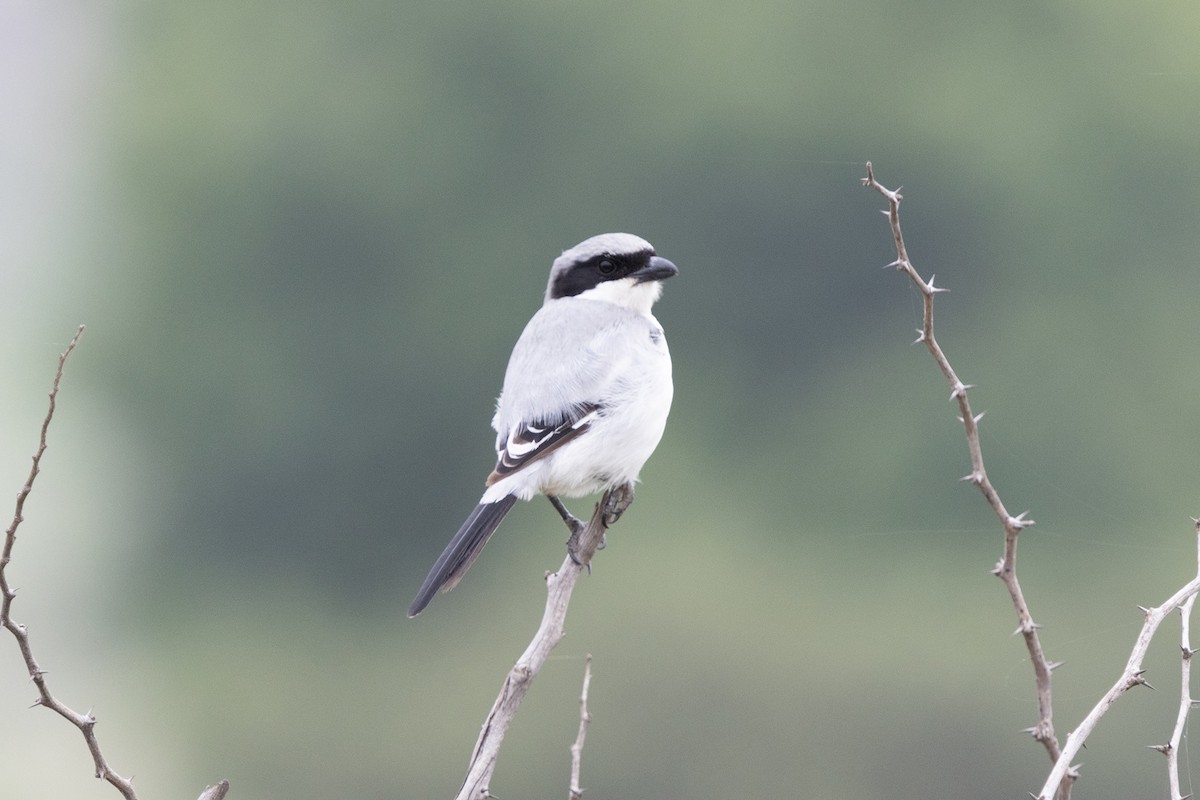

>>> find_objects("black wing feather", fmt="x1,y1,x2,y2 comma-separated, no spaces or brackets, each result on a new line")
486,402,600,486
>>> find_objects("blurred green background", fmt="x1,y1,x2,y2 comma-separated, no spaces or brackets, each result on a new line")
3,1,1200,798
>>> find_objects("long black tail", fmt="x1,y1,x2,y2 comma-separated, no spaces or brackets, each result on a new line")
407,495,518,617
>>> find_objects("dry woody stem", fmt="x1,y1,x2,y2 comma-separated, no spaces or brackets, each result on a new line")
861,166,1070,797
454,492,614,800
568,654,593,800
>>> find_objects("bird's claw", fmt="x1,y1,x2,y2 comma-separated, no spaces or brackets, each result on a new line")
563,483,631,570
602,483,635,527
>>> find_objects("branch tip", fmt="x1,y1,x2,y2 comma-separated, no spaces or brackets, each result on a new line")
196,781,231,800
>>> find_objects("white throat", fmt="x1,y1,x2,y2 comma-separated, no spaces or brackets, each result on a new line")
573,277,664,316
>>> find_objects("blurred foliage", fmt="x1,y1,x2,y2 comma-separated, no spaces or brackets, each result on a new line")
4,0,1200,798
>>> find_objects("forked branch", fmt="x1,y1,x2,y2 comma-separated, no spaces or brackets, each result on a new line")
1037,521,1200,800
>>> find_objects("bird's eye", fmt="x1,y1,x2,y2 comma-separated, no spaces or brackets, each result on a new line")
597,259,617,275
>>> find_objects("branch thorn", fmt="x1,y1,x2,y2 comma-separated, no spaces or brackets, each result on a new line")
926,274,948,294
1127,670,1154,690
1007,511,1034,530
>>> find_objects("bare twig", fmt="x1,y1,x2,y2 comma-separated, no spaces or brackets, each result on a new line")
1162,590,1196,800
454,491,614,800
1163,521,1200,800
0,327,144,799
861,165,1069,796
569,654,593,800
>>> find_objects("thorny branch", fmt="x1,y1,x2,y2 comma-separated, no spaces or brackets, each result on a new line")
454,490,616,800
1,326,227,800
0,327,144,797
861,165,1071,797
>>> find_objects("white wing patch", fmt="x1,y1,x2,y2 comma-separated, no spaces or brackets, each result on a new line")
486,403,600,486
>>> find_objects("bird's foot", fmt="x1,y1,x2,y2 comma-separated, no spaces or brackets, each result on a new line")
563,484,633,570
602,482,635,528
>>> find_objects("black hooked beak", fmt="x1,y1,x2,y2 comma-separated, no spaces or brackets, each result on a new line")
632,255,679,284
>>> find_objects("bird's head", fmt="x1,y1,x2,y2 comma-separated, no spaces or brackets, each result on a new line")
545,233,678,314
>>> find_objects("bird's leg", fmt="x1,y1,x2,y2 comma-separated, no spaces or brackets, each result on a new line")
548,495,592,568
548,495,586,536
550,496,595,569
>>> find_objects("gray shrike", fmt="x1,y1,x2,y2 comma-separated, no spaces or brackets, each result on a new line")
408,233,677,617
